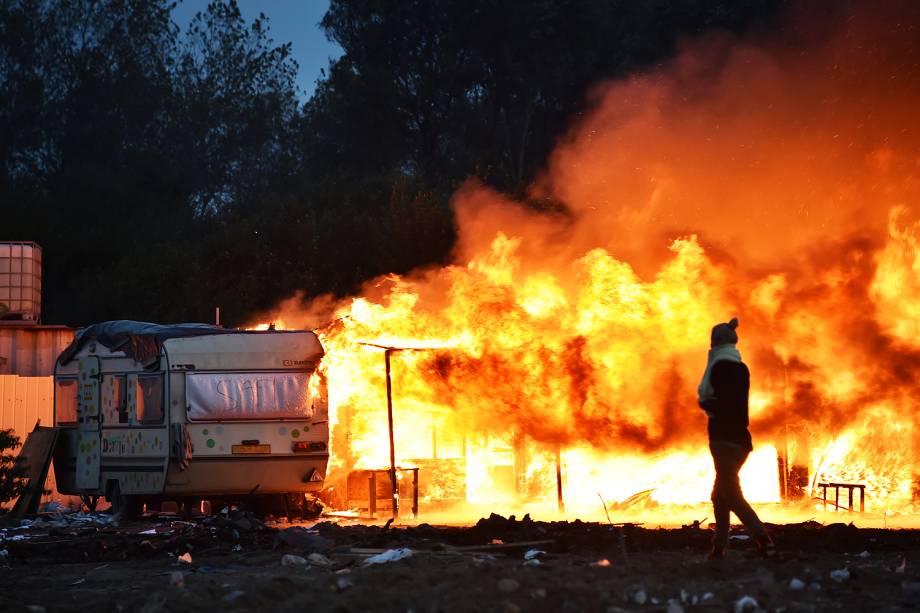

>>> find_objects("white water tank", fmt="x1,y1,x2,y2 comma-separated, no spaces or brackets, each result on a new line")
0,241,42,322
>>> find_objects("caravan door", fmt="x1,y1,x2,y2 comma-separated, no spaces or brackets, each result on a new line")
75,356,102,490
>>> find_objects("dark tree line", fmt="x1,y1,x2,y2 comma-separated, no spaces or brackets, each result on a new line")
0,0,782,327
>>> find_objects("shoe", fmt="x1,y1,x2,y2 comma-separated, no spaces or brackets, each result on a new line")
708,545,725,560
755,534,776,559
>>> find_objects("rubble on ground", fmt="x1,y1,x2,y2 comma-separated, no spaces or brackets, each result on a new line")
0,510,918,611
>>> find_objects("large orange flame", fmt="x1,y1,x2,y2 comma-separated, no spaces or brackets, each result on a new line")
253,2,920,523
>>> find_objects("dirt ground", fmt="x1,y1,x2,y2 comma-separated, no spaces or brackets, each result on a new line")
2,512,919,612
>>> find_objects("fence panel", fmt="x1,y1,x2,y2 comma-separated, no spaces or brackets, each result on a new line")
0,375,67,506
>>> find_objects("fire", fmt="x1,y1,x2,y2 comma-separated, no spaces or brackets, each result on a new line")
251,2,920,522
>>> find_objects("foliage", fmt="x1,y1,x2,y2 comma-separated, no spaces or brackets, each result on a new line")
0,429,26,506
0,0,783,327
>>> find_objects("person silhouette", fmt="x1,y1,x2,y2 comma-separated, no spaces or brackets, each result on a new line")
698,317,775,559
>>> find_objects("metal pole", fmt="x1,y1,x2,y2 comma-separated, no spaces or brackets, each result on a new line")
385,350,399,519
555,445,565,514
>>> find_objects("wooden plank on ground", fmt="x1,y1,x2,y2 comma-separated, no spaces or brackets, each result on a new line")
442,539,555,552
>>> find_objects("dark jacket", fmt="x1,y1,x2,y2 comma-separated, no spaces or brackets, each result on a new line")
703,360,753,451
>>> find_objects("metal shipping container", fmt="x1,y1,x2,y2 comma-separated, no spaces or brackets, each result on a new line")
0,325,75,376
0,241,42,321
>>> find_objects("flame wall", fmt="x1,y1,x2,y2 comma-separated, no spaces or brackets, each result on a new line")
255,1,920,515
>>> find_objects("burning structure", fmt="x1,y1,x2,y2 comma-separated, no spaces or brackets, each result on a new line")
253,2,919,520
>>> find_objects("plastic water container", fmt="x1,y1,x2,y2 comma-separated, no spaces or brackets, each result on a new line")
0,241,42,321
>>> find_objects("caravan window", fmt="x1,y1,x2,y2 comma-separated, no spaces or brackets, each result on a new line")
55,378,78,424
136,375,164,424
112,375,128,423
186,372,314,421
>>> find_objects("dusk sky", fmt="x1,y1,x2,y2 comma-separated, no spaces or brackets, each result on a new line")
171,0,343,98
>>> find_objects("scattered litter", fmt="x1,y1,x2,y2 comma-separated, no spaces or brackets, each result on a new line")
667,600,685,613
138,529,157,536
222,590,244,602
308,552,332,566
593,558,612,567
497,578,520,594
734,595,759,613
858,550,870,558
702,592,714,602
523,549,546,560
490,538,504,545
789,578,806,590
232,544,242,552
69,578,86,586
531,588,547,599
281,554,308,566
335,576,353,592
523,559,541,567
178,552,193,564
170,571,185,588
26,512,117,529
0,549,8,557
626,586,647,605
896,557,907,573
729,535,750,541
362,548,413,566
39,501,68,514
830,568,850,583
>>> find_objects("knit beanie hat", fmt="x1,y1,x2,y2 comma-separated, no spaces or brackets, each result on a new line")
711,317,739,347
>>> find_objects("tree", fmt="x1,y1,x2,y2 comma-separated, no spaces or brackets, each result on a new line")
0,429,26,507
0,0,784,327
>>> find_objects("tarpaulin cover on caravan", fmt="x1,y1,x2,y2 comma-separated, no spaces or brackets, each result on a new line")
58,320,239,366
186,372,314,420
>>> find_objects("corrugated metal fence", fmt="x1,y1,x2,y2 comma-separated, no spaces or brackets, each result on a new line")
0,374,63,504
0,374,53,436
0,325,74,376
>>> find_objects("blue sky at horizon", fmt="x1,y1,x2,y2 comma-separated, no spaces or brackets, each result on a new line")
171,0,343,99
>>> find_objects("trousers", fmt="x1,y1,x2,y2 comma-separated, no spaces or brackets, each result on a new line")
710,440,766,547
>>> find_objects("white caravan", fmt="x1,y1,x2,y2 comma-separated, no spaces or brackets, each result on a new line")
52,321,329,514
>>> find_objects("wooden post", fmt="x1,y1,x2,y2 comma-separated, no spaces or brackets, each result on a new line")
412,467,419,518
385,350,399,519
368,472,377,518
555,445,565,514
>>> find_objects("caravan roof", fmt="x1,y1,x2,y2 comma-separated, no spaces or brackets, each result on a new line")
58,320,324,368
